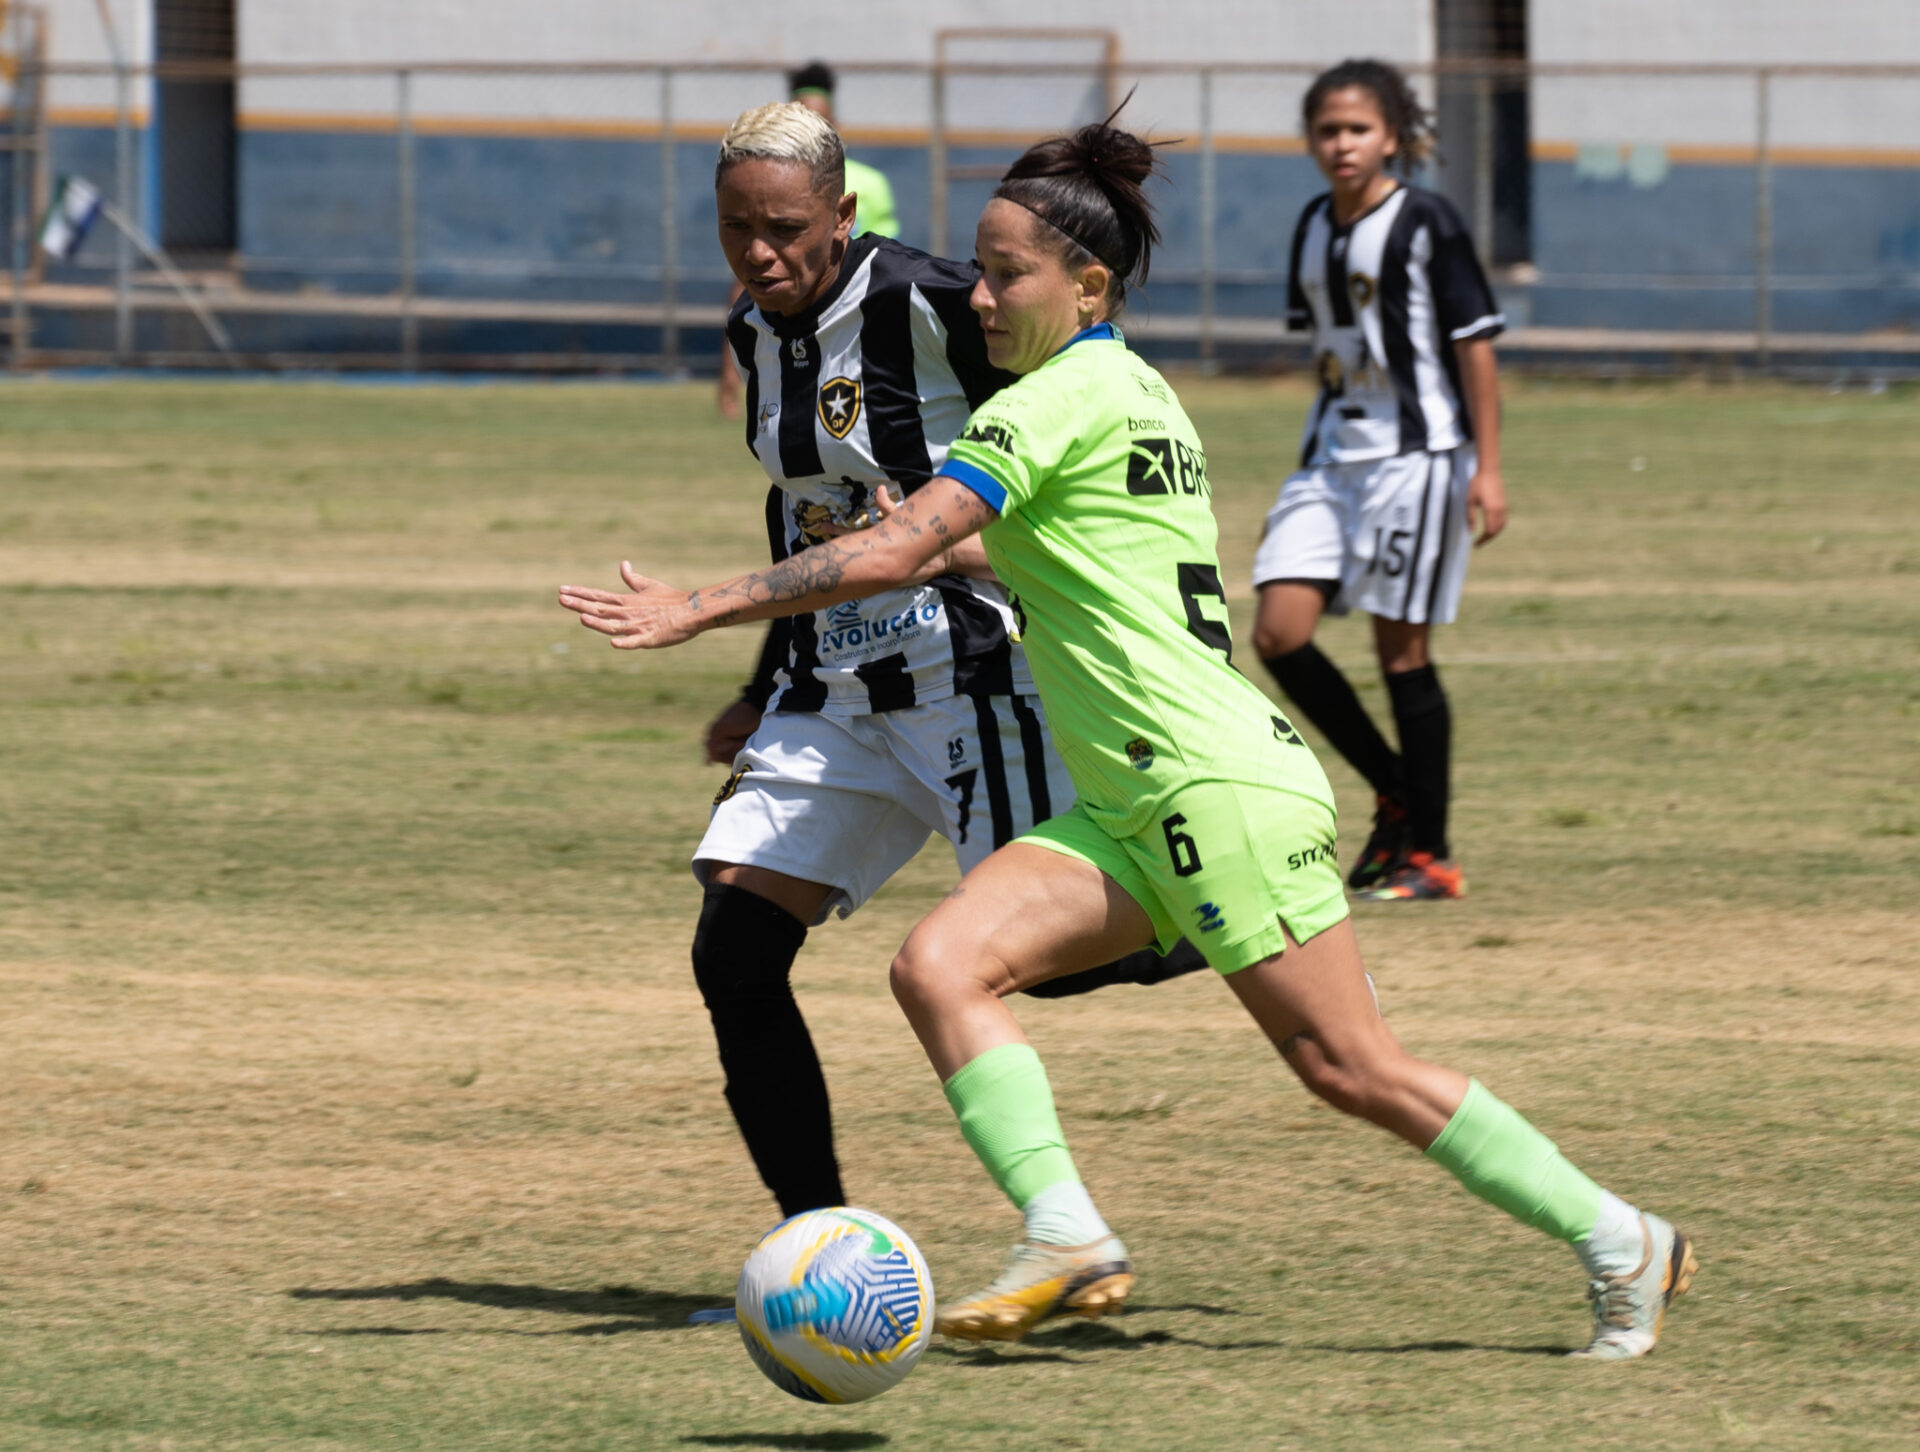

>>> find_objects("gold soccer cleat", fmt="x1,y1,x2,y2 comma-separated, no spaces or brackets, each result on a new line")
935,1236,1134,1343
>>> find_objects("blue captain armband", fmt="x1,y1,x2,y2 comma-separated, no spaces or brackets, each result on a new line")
939,458,1010,514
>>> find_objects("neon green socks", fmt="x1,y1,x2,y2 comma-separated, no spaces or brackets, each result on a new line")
943,1042,1109,1244
1425,1078,1604,1244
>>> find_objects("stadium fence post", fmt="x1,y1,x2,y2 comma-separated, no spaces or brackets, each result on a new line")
108,15,131,361
928,60,947,260
7,2,27,369
397,67,417,373
1197,65,1216,373
659,65,678,376
1472,65,1494,262
1753,67,1772,372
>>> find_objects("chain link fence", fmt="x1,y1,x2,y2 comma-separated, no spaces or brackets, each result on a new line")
4,54,1919,372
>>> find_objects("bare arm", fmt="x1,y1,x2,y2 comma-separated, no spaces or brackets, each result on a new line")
1454,336,1508,546
558,476,999,650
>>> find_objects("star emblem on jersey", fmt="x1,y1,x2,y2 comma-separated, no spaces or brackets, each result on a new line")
818,376,862,439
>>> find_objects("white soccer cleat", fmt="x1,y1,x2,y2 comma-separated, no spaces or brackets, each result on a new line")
1572,1212,1697,1361
934,1235,1134,1343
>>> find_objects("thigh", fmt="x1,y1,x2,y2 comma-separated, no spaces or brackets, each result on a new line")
904,834,1158,997
1345,450,1471,625
693,711,932,925
1251,467,1348,593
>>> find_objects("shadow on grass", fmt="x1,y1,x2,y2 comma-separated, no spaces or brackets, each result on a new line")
927,1316,1288,1365
1308,1339,1573,1357
288,1279,728,1333
681,1437,888,1451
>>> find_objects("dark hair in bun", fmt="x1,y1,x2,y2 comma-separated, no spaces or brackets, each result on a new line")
994,106,1164,314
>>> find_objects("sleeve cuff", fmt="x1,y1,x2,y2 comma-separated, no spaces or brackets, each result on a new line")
1449,313,1506,343
940,457,1010,514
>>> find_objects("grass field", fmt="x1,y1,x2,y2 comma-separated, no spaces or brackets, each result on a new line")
3,374,1918,1451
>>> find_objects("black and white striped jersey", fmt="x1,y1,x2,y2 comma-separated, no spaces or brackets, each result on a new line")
1286,185,1504,468
727,233,1032,716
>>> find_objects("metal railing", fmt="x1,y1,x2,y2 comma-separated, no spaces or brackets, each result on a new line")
4,55,1919,372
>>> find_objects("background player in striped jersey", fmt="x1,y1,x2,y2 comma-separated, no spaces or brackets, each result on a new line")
1251,60,1510,902
670,102,1199,1223
716,63,898,421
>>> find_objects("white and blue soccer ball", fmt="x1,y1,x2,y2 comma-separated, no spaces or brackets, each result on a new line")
735,1206,934,1404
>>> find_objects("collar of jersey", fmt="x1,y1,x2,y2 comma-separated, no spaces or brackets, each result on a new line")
1326,182,1404,232
753,233,880,340
1053,320,1120,355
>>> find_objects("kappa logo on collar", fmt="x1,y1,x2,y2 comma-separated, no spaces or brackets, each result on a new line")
818,376,861,439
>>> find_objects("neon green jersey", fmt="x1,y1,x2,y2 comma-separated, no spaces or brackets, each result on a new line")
844,157,899,239
942,325,1330,838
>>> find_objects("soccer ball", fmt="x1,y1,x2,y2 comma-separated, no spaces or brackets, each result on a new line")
735,1206,934,1403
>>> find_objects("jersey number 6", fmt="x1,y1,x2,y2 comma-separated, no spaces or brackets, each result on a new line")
1162,813,1204,877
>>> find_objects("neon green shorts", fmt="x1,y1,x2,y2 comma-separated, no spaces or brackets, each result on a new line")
1019,777,1351,974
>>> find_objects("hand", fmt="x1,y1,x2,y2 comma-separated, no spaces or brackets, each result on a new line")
705,699,762,765
814,484,899,539
1466,468,1508,546
559,562,700,649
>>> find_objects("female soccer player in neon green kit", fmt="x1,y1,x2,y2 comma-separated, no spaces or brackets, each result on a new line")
561,120,1695,1362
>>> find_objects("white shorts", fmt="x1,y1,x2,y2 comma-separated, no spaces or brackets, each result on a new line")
1251,446,1475,625
693,693,1076,926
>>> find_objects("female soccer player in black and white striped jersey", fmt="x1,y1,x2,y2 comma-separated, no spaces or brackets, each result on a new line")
1253,60,1510,902
623,103,1202,1229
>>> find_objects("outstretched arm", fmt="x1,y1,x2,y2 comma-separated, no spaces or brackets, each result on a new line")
558,475,998,650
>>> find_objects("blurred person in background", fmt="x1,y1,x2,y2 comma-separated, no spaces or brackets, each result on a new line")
1252,59,1509,904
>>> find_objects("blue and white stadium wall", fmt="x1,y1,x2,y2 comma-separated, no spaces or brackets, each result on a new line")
9,114,1920,357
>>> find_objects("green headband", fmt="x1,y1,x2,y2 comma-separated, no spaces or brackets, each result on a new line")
791,86,832,101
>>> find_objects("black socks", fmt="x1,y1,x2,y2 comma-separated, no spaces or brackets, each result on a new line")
1262,642,1405,799
689,882,843,1218
1386,664,1452,858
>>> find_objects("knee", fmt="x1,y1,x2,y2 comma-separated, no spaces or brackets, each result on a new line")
1284,1033,1409,1125
888,923,1002,1014
1255,621,1311,661
691,882,806,1011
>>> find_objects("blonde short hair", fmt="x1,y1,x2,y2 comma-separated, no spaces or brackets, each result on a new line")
716,101,846,195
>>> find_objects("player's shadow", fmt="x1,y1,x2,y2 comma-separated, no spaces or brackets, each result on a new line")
288,1278,728,1335
1309,1338,1574,1357
928,1313,1287,1366
681,1437,888,1451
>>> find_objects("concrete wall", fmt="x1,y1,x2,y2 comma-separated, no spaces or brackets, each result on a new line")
11,1,1917,348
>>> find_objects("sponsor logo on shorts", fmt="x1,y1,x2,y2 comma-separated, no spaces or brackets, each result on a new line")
1271,713,1305,746
1286,839,1338,872
1125,737,1155,770
1194,901,1226,934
